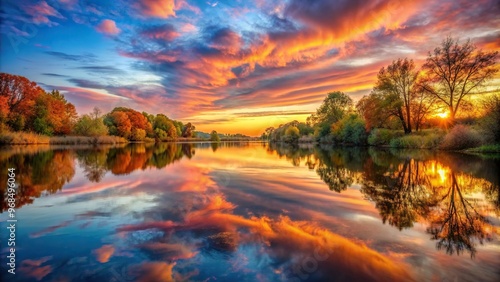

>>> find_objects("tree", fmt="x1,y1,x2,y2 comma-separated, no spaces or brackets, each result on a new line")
421,37,498,120
0,73,44,131
331,114,367,145
307,91,353,127
210,130,220,142
105,111,132,138
284,126,300,143
104,107,153,140
357,93,389,131
307,91,353,139
182,122,195,137
153,114,177,139
479,93,500,143
73,107,108,136
374,58,420,134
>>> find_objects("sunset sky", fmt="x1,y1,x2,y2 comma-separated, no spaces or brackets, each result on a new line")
1,0,499,135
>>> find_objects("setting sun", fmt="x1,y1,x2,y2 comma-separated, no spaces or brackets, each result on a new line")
436,111,449,119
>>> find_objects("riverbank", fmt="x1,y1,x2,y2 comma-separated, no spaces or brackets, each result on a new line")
0,132,129,145
0,131,261,145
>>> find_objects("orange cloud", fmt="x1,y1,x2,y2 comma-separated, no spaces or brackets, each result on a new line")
94,244,115,263
134,0,176,18
117,193,414,281
96,19,121,35
19,256,53,281
129,262,177,282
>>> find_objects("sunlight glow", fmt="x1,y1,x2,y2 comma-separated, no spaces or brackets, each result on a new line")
437,168,447,183
436,111,449,119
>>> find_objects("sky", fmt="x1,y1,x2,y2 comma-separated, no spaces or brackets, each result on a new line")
0,0,499,135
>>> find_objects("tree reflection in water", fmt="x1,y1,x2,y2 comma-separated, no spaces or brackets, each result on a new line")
2,143,499,258
269,144,500,257
0,148,75,211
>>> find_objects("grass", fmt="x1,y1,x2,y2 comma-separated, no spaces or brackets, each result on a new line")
0,131,50,144
389,132,444,149
0,131,129,145
50,136,128,145
465,144,500,153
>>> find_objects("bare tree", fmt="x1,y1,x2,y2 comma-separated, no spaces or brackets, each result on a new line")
374,58,419,134
421,37,498,120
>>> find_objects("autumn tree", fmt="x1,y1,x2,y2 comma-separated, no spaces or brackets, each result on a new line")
105,111,132,138
182,122,195,138
357,93,389,131
153,114,177,140
0,73,45,131
374,58,421,134
104,107,153,140
421,37,498,120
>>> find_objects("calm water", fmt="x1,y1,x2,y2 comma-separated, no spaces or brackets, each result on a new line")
0,142,499,282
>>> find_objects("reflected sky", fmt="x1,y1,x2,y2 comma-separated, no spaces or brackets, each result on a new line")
0,143,499,282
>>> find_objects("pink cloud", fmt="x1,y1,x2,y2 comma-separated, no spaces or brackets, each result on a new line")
134,0,177,18
23,1,64,25
96,19,121,35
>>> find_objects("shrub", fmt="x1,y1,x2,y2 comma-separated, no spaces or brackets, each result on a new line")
389,133,443,149
440,125,483,150
283,126,300,143
154,128,168,140
331,114,367,145
368,129,404,146
73,114,108,137
298,135,315,143
130,128,147,141
479,94,500,144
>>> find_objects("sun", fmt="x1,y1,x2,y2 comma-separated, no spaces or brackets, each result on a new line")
436,111,449,119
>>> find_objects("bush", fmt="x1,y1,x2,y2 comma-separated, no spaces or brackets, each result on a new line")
331,114,367,145
368,129,404,146
154,128,168,140
73,115,108,137
479,94,500,144
389,133,443,149
440,125,483,150
283,126,300,143
130,128,147,141
298,135,315,143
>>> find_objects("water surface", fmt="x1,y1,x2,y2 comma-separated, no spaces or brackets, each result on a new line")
1,142,499,281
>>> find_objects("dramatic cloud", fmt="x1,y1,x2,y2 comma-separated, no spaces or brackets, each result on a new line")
1,0,499,134
96,19,121,35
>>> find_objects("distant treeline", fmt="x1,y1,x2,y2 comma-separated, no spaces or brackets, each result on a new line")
0,73,251,144
262,37,500,150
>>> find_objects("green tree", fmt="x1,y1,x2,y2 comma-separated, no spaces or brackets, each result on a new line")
421,37,498,120
210,130,221,142
307,91,353,127
307,91,353,138
284,126,300,143
331,114,367,145
73,107,108,136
